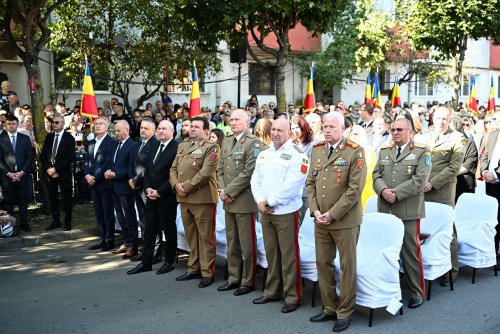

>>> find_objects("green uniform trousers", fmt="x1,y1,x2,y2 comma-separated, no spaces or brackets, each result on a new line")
401,219,425,300
261,211,301,304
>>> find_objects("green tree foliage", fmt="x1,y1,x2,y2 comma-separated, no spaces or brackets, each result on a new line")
178,0,349,112
402,0,500,109
49,0,221,112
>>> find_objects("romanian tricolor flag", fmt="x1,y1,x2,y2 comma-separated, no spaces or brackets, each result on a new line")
364,73,373,106
487,76,496,115
372,72,383,108
303,62,316,114
467,75,478,117
80,59,98,119
391,79,401,107
189,61,201,117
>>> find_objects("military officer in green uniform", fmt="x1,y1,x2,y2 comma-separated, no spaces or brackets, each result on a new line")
170,116,219,288
217,109,260,296
373,117,430,309
307,112,367,333
416,106,464,286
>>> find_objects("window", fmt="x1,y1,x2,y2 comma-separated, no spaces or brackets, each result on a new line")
249,63,275,95
415,75,434,96
381,70,391,91
460,75,470,97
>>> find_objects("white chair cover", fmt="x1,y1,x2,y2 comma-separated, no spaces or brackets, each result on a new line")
299,209,317,282
255,218,268,269
335,212,404,309
455,193,498,268
363,195,378,215
176,205,190,252
420,202,454,280
215,199,227,259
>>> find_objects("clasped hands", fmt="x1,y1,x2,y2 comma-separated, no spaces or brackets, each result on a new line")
218,189,234,204
104,170,116,179
257,201,274,214
7,171,24,182
146,187,160,200
381,188,398,203
47,167,58,178
313,210,333,225
175,183,187,197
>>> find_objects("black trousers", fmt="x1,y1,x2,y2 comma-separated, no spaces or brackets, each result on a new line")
113,192,138,247
91,187,115,243
485,183,500,254
47,175,73,226
142,199,177,266
2,175,29,225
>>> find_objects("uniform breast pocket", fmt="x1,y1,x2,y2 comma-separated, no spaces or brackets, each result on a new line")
402,160,417,174
276,160,291,179
233,156,245,169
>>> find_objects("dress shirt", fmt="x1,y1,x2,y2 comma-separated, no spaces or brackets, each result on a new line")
93,134,107,158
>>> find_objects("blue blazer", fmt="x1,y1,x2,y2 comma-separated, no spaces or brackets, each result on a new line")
129,137,157,189
0,132,33,185
110,137,135,195
84,135,118,190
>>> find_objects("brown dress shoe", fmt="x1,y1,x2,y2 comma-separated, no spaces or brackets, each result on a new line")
281,303,299,313
112,245,129,254
122,247,138,259
234,285,255,296
252,296,280,304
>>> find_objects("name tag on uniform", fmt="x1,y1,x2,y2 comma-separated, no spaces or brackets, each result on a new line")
280,153,292,160
404,154,416,160
381,159,391,165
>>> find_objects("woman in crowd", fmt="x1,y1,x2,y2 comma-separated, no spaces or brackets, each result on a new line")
253,118,272,151
290,115,314,159
154,111,165,126
209,128,225,148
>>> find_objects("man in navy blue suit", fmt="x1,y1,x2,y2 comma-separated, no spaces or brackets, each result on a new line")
128,120,179,275
84,117,118,251
105,120,138,259
0,115,33,232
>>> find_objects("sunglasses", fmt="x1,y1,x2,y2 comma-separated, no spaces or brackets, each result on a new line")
390,128,408,133
462,123,470,127
53,121,61,125
485,121,492,124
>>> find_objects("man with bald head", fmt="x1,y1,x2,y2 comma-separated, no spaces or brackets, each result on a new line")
217,109,260,295
41,113,76,231
417,106,465,286
306,112,366,332
105,120,138,258
250,118,309,314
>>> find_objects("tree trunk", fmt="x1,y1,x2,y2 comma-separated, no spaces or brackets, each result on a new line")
275,52,288,114
451,38,467,112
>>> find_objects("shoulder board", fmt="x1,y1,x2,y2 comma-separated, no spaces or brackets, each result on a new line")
380,144,392,150
313,140,326,147
345,140,359,149
246,133,257,139
412,142,427,149
293,144,304,153
226,134,234,138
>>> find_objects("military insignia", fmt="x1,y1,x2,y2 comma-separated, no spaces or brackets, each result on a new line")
192,159,197,166
357,152,364,159
280,153,292,160
312,170,318,177
357,158,364,168
210,147,218,161
294,144,304,153
441,151,448,159
425,152,431,166
334,159,348,166
407,166,412,175
301,164,308,174
405,154,416,160
346,140,359,149
336,172,342,183
339,143,345,150
314,163,321,169
254,143,261,158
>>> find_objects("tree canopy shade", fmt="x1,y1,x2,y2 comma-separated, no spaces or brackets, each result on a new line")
177,0,350,112
49,0,221,112
403,0,500,109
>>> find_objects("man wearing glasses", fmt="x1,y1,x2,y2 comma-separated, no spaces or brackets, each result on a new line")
373,118,430,309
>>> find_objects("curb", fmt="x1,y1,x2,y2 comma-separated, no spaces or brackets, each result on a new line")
0,227,97,253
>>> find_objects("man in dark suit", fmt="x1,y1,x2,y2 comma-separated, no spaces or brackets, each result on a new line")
84,117,118,251
128,120,179,275
104,120,138,259
41,114,76,231
0,115,33,232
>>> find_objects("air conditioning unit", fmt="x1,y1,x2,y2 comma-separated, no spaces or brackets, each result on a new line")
0,42,23,63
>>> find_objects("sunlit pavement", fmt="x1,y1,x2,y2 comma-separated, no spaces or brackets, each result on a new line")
0,237,499,334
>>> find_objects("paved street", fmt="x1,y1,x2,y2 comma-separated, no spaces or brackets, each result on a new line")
0,237,499,334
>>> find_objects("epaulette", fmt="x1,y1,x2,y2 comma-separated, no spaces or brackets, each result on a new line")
412,142,427,149
380,143,393,150
246,133,257,139
293,144,304,153
313,140,326,147
226,134,235,138
345,140,359,149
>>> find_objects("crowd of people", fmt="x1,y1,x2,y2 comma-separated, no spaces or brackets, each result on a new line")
1,78,500,332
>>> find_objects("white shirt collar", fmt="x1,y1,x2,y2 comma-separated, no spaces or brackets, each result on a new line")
397,140,411,152
95,133,107,142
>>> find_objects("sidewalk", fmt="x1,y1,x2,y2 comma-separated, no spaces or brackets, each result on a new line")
0,227,97,252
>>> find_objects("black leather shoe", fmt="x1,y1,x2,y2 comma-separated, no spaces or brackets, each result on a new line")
156,262,175,275
332,319,350,332
176,272,202,281
440,277,456,287
89,241,105,250
101,241,115,252
127,263,152,275
198,277,214,288
130,253,143,262
234,285,255,296
218,281,240,291
63,225,71,231
310,312,337,323
281,303,299,313
408,298,423,309
252,296,280,304
45,222,61,231
20,224,31,232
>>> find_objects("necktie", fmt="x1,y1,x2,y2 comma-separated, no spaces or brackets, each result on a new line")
232,137,237,149
153,144,165,165
328,146,334,159
189,141,195,148
114,141,122,163
52,134,59,158
138,140,146,153
11,135,16,153
396,147,402,159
